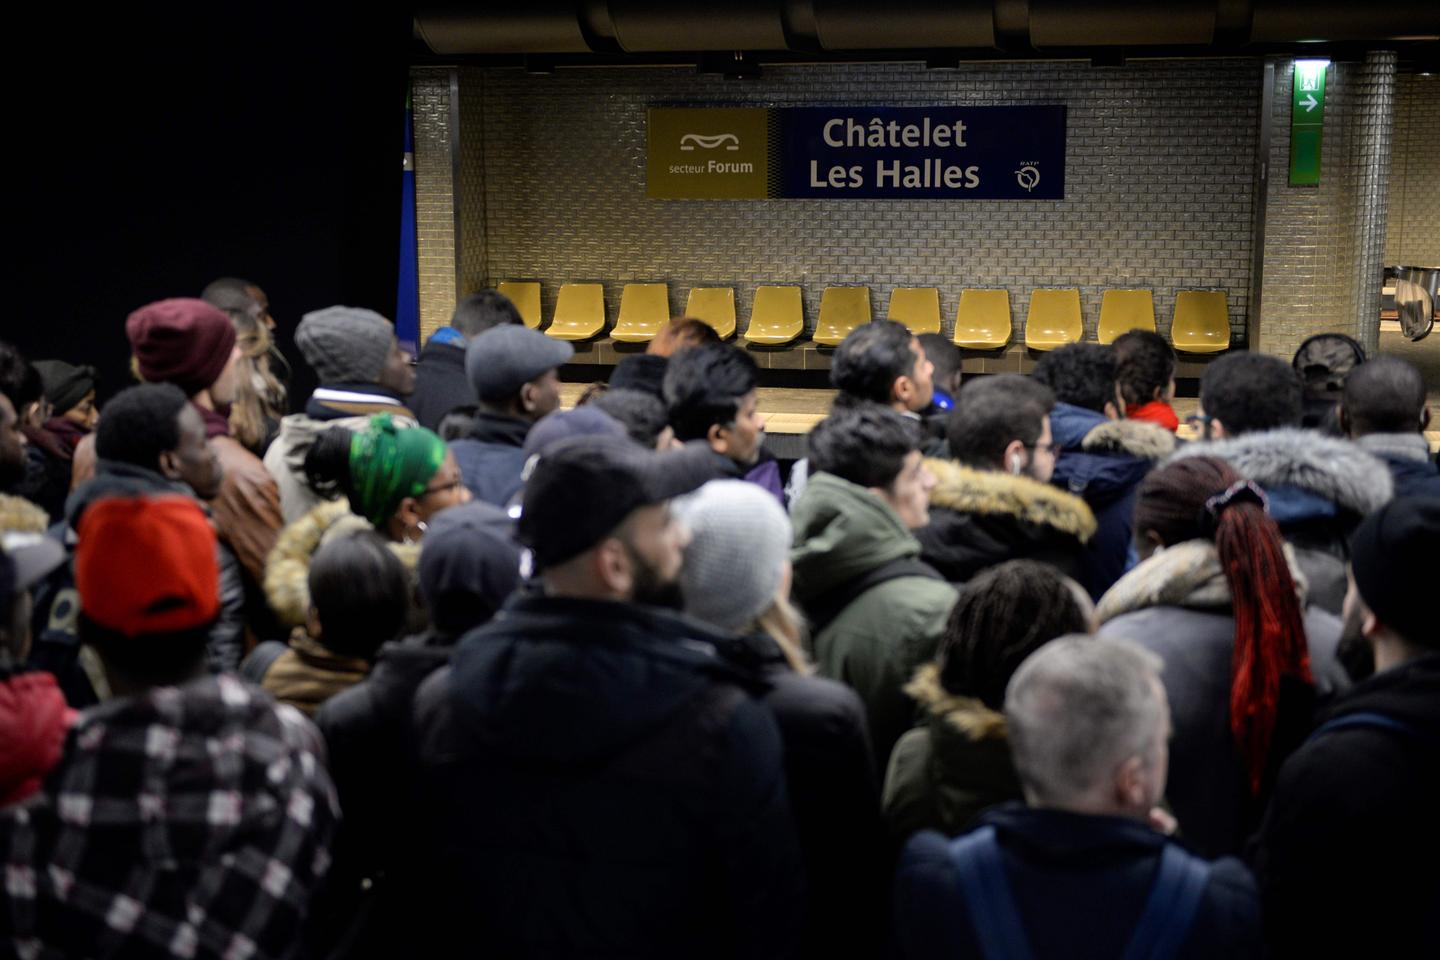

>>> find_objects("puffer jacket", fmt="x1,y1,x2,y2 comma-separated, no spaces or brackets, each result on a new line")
449,412,532,507
28,462,248,706
410,591,805,958
1048,403,1176,597
1353,432,1440,499
790,471,958,770
1169,428,1393,614
1096,539,1350,858
883,664,1023,844
916,459,1095,586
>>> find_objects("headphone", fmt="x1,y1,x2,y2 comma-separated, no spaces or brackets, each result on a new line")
1008,452,1024,475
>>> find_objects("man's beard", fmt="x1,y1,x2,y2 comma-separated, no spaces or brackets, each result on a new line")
622,539,684,611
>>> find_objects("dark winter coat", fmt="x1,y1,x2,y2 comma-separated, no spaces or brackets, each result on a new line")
411,591,805,959
408,339,476,432
713,631,885,960
1354,432,1440,499
916,458,1095,586
28,462,248,706
882,664,1023,844
790,472,958,771
1250,653,1440,958
310,635,451,958
1047,404,1176,598
895,806,1262,960
1096,539,1350,858
449,412,531,507
1170,428,1393,614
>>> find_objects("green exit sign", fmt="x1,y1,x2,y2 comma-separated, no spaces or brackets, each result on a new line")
1289,59,1329,186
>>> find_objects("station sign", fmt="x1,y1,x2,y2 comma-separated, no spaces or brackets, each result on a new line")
648,105,1066,200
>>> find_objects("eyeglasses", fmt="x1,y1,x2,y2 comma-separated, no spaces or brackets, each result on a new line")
420,478,464,498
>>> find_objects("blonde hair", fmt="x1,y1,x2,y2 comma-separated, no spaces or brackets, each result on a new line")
225,308,287,451
749,596,813,675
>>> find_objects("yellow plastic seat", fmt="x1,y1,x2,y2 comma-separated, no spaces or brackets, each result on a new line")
1098,290,1157,344
1025,289,1083,351
684,287,737,340
953,289,1012,350
886,287,942,335
1171,291,1231,354
497,281,542,330
814,287,872,346
611,283,670,343
744,286,804,345
548,283,607,341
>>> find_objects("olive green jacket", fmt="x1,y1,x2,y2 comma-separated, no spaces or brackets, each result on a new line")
881,663,1023,842
790,472,958,771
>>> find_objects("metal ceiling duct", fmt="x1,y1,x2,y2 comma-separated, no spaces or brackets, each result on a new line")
414,1,1440,57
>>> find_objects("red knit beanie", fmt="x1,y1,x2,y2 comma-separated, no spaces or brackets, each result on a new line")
125,298,238,397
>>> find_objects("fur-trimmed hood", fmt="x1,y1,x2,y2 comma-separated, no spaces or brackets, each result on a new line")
1081,419,1178,461
0,493,48,534
905,663,1007,742
264,499,421,627
1169,428,1392,519
926,459,1097,542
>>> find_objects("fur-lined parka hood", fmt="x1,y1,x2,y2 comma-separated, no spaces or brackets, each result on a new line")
264,499,421,627
904,663,1007,742
925,459,1097,541
1169,428,1392,519
1081,419,1178,461
0,494,48,535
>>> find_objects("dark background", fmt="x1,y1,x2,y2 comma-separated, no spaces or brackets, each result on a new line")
10,4,414,408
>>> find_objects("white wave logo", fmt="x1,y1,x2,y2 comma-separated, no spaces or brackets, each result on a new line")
680,133,740,152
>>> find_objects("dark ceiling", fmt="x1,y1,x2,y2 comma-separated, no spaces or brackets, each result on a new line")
415,1,1440,67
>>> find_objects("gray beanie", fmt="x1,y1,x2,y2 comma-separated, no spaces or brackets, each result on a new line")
295,306,395,384
466,325,574,401
674,480,792,634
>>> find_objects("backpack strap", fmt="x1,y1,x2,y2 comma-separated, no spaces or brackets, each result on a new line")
946,826,1037,960
1306,710,1437,750
1121,843,1213,960
805,556,944,636
238,640,289,685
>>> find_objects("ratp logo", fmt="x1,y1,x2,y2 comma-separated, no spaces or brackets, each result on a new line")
680,133,741,151
1015,165,1041,192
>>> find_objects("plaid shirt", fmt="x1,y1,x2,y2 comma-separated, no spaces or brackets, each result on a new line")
2,674,339,959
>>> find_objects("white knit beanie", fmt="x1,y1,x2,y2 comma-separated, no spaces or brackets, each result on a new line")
674,480,792,634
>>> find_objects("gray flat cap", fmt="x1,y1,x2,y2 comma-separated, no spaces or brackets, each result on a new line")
466,325,574,401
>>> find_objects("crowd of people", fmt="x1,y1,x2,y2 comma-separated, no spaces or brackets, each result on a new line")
1,283,1437,959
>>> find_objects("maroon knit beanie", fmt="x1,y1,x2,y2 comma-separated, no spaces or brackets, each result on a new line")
125,298,238,396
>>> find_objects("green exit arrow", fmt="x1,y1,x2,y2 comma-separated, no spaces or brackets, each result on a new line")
1290,59,1328,186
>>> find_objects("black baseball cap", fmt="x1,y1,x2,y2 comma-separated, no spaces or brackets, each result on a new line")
518,436,721,568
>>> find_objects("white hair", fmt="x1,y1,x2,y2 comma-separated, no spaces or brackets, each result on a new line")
1005,636,1166,806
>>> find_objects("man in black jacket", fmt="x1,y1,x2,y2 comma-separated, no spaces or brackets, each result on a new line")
1251,497,1440,958
29,384,248,702
896,636,1261,959
1339,356,1440,499
408,289,524,431
413,435,804,958
917,375,1095,585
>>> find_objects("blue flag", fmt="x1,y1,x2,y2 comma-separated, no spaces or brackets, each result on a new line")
396,84,420,356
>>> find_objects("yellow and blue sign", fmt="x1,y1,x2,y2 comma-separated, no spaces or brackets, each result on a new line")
647,105,1066,200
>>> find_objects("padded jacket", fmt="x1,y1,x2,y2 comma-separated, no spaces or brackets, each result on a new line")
411,591,805,959
449,412,531,507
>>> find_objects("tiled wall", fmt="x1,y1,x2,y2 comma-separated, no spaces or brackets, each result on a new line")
433,59,1261,345
411,70,456,343
1258,55,1397,360
1387,74,1440,267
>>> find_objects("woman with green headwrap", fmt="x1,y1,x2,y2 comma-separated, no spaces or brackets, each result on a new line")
262,415,471,632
